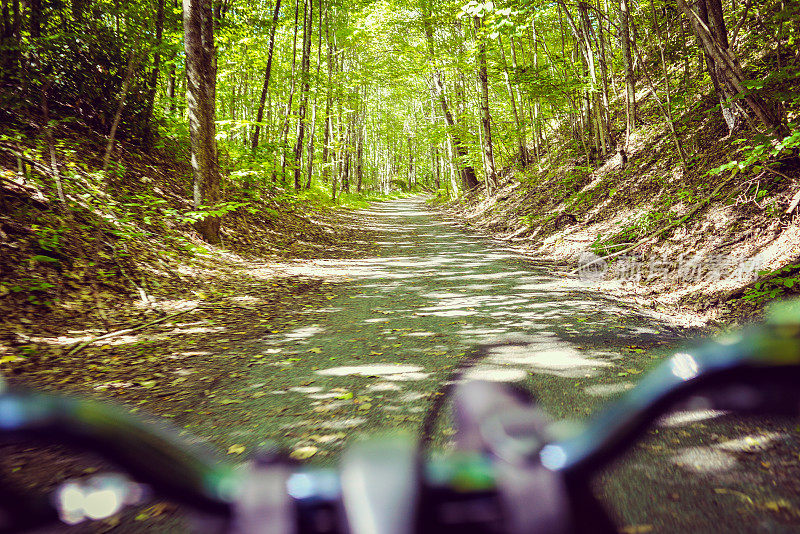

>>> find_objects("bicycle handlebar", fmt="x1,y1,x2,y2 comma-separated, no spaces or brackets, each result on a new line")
0,301,798,533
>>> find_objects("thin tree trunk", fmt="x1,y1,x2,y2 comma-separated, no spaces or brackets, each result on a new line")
429,95,441,190
421,3,478,190
305,0,323,189
678,0,781,133
103,50,137,173
595,0,612,145
41,81,65,203
29,0,40,37
508,37,529,164
577,1,607,156
498,36,526,167
277,0,300,181
558,0,602,157
332,93,342,200
631,39,688,168
251,0,282,151
651,0,674,127
679,11,690,92
166,0,179,114
321,20,334,187
341,117,350,193
474,15,495,192
356,117,364,193
292,0,313,190
142,0,165,149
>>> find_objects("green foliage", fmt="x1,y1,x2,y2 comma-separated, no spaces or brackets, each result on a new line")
520,213,540,227
428,189,452,204
2,278,56,305
743,265,800,303
591,209,674,256
180,202,253,225
30,225,64,252
711,65,800,178
29,255,60,264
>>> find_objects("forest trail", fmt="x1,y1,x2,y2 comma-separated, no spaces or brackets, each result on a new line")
8,197,800,533
224,194,690,436
198,196,799,533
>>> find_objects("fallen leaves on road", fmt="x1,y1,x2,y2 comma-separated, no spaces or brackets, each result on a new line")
227,444,246,455
290,446,319,460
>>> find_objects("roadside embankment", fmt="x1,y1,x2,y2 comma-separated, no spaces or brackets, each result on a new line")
434,109,800,327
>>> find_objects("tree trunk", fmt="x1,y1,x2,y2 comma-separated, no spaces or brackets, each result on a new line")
498,36,526,167
341,119,350,194
143,0,165,149
559,0,607,158
292,0,313,190
474,16,496,192
321,21,334,187
620,0,635,143
29,0,40,37
434,73,478,189
41,81,65,203
277,0,300,182
697,0,741,133
421,3,478,190
678,0,781,133
251,0,281,151
407,135,413,190
512,34,534,160
183,0,221,243
103,50,137,173
332,94,342,200
429,95,441,190
595,0,612,146
305,0,324,190
356,120,364,193
577,1,607,156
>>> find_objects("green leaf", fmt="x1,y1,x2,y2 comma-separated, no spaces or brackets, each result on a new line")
30,255,60,263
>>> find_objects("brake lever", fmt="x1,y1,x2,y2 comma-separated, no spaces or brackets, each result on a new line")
340,437,419,534
453,380,573,534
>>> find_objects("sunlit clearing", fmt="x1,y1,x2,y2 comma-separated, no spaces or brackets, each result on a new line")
368,382,402,392
671,433,786,473
491,347,610,369
284,325,325,340
56,484,124,524
318,417,367,429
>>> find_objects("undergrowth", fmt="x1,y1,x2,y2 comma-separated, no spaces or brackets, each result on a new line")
0,118,400,330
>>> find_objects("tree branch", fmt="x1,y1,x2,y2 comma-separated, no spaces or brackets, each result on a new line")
66,307,197,357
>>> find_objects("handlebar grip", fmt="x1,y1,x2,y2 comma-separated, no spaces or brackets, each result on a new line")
546,324,800,478
341,437,419,534
0,390,236,516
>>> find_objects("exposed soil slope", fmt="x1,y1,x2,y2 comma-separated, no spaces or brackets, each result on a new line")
438,87,800,327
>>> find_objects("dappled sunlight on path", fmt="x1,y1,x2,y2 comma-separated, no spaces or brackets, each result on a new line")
233,197,690,449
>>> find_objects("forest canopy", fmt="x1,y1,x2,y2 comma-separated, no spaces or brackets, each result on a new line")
1,0,798,244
